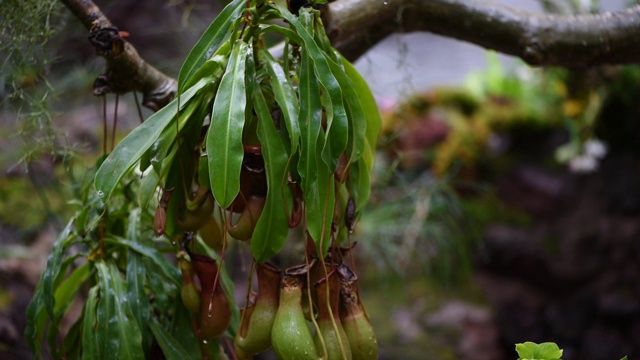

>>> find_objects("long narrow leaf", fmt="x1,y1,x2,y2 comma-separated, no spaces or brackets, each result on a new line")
341,54,381,157
24,288,46,357
326,55,366,164
53,262,91,317
103,237,181,285
126,209,151,349
178,0,245,91
95,78,208,203
42,220,76,322
149,317,192,360
207,40,250,209
274,5,348,171
81,287,99,360
305,130,336,257
258,49,300,154
95,262,144,360
251,86,292,262
297,49,322,193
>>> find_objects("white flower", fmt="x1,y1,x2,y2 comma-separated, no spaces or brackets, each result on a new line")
584,139,607,159
569,154,598,173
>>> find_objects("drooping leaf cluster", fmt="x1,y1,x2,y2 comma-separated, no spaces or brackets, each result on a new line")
25,162,238,359
26,0,381,358
94,0,381,262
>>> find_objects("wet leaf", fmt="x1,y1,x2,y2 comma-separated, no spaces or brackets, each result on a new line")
126,209,151,348
149,317,191,360
81,286,99,360
104,237,180,285
207,40,250,208
95,262,144,360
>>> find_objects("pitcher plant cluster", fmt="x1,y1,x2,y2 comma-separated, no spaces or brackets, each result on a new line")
26,0,381,359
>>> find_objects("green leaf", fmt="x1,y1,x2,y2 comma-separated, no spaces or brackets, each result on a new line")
127,252,150,348
251,85,292,262
42,220,76,323
81,286,99,360
305,130,336,257
103,237,181,285
149,317,192,360
126,209,151,349
326,54,366,164
341,54,381,157
207,40,250,209
274,5,348,171
258,24,302,44
297,49,322,201
53,262,91,317
169,300,202,357
148,90,206,177
182,41,231,92
137,168,160,210
294,45,335,256
25,286,46,356
95,78,208,203
178,0,245,91
258,48,300,154
64,313,84,360
95,262,145,360
515,342,563,360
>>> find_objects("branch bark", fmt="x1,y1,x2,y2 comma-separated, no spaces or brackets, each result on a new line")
326,0,640,68
61,0,176,111
62,0,640,111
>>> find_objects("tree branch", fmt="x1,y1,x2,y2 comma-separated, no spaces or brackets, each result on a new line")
327,0,640,68
61,0,176,111
62,0,640,112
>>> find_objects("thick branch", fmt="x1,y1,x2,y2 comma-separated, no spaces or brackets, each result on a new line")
62,0,640,111
61,0,176,110
327,0,640,67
